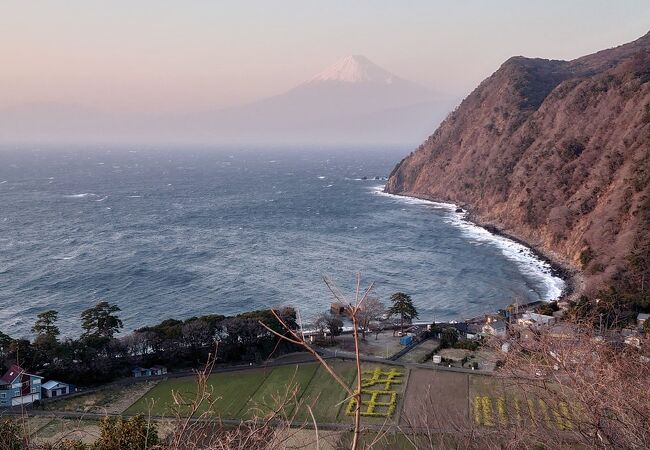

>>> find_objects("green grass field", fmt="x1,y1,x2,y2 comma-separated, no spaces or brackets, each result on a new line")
291,361,358,422
126,362,364,422
241,363,319,418
126,367,271,417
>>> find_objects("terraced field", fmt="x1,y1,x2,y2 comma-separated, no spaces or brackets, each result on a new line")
126,362,357,421
125,362,410,425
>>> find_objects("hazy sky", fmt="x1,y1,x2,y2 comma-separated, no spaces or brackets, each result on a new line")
2,1,649,114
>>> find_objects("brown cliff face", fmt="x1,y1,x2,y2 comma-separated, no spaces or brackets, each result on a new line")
386,33,650,298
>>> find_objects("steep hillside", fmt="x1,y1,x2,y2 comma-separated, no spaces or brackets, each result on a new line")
386,33,650,300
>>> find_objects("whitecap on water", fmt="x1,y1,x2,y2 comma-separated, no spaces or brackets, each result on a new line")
65,193,99,198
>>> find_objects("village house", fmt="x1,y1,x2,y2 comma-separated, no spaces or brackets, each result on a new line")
41,380,75,398
0,364,43,407
517,312,556,329
505,301,544,321
451,322,481,340
482,318,507,337
131,366,168,378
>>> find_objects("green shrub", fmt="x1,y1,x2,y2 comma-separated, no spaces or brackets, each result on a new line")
440,327,459,348
579,247,594,268
453,340,480,351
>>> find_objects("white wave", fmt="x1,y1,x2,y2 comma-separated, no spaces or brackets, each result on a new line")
445,214,565,300
65,193,98,198
0,180,7,184
371,184,565,301
317,176,326,179
95,196,108,202
127,195,142,198
370,185,456,210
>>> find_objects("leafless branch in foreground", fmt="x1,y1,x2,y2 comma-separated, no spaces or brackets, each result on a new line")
260,273,375,450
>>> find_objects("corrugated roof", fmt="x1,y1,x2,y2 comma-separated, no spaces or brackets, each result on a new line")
42,380,67,390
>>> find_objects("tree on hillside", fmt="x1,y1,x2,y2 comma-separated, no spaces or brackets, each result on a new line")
32,310,60,339
388,292,418,336
8,339,37,369
357,297,385,341
326,315,343,342
81,301,123,341
313,313,329,339
440,327,459,348
0,330,12,353
31,310,61,359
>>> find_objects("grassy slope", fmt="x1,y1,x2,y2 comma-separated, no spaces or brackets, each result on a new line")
241,363,319,418
125,368,270,417
292,361,357,422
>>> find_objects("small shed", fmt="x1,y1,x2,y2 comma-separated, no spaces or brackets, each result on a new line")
150,366,168,376
41,380,74,398
132,366,168,378
637,313,649,329
132,367,150,378
400,335,413,346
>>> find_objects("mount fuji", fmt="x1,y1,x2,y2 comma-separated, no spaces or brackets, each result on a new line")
0,55,458,145
178,55,457,145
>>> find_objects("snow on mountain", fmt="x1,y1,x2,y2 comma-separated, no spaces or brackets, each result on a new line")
307,55,397,84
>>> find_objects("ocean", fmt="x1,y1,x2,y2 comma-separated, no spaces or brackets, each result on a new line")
0,146,564,337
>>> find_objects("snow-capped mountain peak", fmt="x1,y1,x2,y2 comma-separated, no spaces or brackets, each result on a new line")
308,55,397,84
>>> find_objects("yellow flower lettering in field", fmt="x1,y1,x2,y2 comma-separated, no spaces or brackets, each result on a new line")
346,368,404,418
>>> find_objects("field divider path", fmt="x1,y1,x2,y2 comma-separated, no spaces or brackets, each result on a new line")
394,367,411,425
290,363,321,417
232,368,272,419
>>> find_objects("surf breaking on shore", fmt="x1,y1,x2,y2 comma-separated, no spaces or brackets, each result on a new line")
370,184,565,301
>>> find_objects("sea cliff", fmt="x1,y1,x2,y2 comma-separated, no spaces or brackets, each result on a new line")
386,32,650,299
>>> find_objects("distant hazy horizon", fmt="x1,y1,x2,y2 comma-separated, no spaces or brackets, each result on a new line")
2,1,649,145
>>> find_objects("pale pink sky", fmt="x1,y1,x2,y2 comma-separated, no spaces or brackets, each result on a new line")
1,1,649,114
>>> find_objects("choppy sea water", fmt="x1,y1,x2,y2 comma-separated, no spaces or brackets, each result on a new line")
0,147,564,337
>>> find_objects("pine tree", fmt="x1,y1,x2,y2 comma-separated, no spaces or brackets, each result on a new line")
388,292,418,335
32,310,60,338
80,301,123,340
